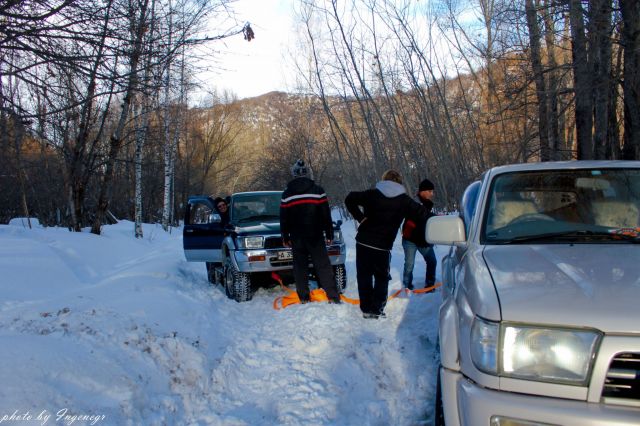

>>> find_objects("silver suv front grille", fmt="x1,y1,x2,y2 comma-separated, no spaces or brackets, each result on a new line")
601,352,640,406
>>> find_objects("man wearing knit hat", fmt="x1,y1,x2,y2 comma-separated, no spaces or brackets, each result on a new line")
401,178,437,291
280,159,341,304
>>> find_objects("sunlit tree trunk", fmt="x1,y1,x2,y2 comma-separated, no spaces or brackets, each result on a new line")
620,0,640,160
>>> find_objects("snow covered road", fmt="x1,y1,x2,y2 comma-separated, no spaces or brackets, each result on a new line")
0,220,441,425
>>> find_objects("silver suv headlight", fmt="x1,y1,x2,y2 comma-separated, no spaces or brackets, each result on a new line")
471,317,499,374
501,324,601,385
471,317,601,385
237,236,264,249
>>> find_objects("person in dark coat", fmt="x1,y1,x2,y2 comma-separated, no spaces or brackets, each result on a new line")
401,178,437,290
214,197,230,226
345,169,428,318
280,159,341,304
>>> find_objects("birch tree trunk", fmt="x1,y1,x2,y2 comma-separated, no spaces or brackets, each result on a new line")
134,0,158,239
161,5,176,232
133,99,148,239
161,97,174,231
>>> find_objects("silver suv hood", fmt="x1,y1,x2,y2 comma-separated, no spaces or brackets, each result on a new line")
483,244,640,333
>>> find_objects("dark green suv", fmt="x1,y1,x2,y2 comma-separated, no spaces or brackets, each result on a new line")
183,191,347,302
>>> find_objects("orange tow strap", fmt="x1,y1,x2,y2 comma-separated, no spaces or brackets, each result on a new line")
386,282,442,301
271,272,441,310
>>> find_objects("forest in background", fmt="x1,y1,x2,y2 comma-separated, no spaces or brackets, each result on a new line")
1,0,639,235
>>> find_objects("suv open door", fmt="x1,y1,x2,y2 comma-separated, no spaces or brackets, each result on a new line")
183,196,225,264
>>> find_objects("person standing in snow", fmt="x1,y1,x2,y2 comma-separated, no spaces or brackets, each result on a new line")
345,170,428,319
280,159,341,304
401,178,437,291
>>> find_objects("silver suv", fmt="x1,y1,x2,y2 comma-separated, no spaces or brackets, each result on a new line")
427,161,640,426
183,191,347,302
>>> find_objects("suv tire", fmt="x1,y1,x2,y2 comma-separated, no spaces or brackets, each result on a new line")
334,264,347,294
224,257,252,302
434,365,445,426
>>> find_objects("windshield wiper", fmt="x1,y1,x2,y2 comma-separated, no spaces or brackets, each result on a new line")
490,229,640,244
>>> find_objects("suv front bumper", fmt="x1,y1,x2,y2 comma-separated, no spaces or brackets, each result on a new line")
442,368,640,426
232,243,346,273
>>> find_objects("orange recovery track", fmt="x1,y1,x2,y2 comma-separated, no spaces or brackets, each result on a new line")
271,272,441,310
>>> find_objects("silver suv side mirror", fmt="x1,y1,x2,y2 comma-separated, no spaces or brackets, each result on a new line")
208,213,222,224
426,216,466,246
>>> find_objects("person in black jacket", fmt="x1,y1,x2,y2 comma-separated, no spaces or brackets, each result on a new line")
280,159,341,304
345,169,428,318
214,197,230,226
401,178,437,290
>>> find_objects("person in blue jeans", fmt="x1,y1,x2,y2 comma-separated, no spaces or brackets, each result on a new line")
401,178,437,290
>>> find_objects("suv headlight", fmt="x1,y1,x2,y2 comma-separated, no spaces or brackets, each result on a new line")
471,317,499,374
237,236,264,249
501,324,600,385
471,317,601,385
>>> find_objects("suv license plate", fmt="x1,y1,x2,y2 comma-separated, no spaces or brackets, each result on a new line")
277,251,293,260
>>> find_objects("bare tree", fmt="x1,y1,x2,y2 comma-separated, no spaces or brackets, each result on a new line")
91,0,152,235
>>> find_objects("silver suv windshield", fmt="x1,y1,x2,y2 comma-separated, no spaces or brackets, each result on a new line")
483,168,640,244
231,192,282,224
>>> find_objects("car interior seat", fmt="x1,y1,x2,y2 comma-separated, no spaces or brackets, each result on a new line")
591,201,640,228
490,199,538,229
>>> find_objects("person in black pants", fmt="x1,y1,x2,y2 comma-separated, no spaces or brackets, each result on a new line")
345,170,427,318
280,159,341,304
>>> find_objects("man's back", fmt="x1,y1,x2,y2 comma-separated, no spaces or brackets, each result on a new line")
281,176,333,240
346,180,426,251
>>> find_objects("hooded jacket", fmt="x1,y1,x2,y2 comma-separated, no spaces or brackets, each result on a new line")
345,181,428,251
280,177,333,240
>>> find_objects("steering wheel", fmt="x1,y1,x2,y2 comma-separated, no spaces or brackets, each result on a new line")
508,213,555,225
